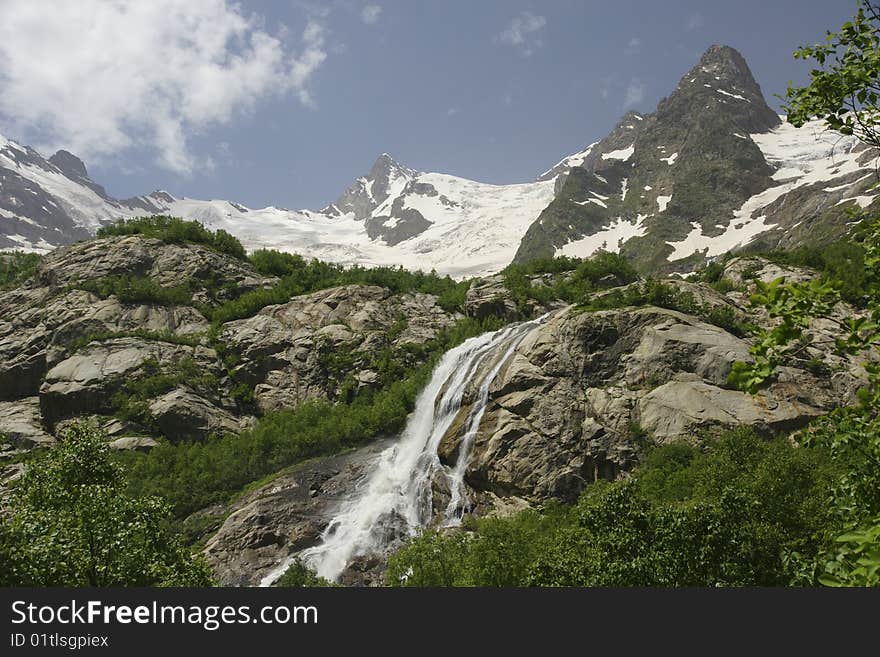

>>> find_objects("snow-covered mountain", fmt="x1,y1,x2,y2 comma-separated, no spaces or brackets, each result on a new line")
1,44,877,279
0,136,558,278
514,45,879,273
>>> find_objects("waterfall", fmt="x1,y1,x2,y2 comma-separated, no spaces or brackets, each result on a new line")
259,315,547,585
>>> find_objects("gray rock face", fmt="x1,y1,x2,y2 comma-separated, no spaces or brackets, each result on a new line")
221,284,459,413
204,439,395,586
109,436,159,452
0,398,55,450
39,337,222,428
149,388,244,442
464,275,519,321
438,296,860,504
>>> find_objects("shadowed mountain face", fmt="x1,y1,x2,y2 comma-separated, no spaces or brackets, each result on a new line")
513,45,878,274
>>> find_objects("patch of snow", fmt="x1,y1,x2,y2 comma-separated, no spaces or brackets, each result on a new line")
621,178,628,201
574,197,608,209
601,144,635,161
556,215,648,258
660,152,679,165
837,194,878,209
716,89,750,102
656,195,672,212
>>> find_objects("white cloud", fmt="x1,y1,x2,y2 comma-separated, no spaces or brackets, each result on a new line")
625,37,641,55
623,79,645,109
361,4,382,25
496,11,546,56
0,0,327,174
687,13,704,31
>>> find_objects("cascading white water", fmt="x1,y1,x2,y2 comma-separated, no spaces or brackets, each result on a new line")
259,315,547,585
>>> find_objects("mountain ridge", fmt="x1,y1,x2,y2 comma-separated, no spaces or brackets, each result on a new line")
1,44,877,278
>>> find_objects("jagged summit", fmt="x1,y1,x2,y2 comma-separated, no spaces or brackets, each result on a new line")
514,44,874,273
48,150,89,180
659,44,780,133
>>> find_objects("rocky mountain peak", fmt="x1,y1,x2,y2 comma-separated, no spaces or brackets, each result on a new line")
367,152,416,183
327,152,417,222
661,44,780,133
49,150,89,180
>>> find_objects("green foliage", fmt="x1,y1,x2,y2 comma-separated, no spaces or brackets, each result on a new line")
387,509,571,587
387,430,836,586
111,357,219,432
210,249,470,323
0,423,212,586
119,373,426,516
784,1,880,149
0,251,41,289
727,277,841,393
76,275,194,307
275,559,335,587
765,236,870,305
501,251,639,315
819,517,880,586
730,209,880,585
98,215,246,260
586,279,747,336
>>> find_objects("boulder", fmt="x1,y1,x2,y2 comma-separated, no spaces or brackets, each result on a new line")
148,388,242,441
39,337,221,428
722,256,814,287
109,436,159,452
635,379,826,440
0,397,55,450
464,275,519,321
222,285,459,412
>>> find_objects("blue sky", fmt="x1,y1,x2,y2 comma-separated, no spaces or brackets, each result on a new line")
0,0,858,210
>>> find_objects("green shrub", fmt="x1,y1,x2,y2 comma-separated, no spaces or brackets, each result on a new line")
585,279,747,336
0,251,41,289
0,423,212,586
98,216,247,260
275,559,335,587
500,250,639,315
387,429,837,587
76,275,193,306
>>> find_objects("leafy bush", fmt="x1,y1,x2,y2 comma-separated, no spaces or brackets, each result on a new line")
0,423,212,586
586,279,747,336
0,251,41,289
98,215,246,260
387,429,837,587
501,251,639,315
76,275,193,307
275,559,335,587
